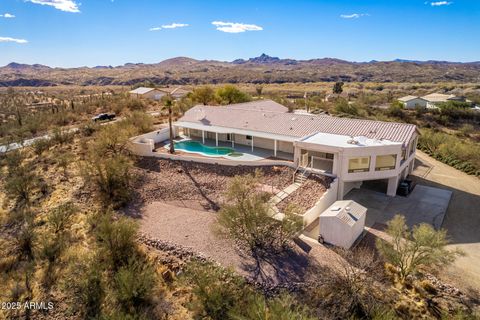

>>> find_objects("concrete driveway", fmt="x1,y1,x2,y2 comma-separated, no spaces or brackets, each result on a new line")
347,150,480,292
345,184,452,229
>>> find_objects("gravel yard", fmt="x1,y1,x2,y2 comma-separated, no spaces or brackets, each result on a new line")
133,158,294,210
277,174,333,214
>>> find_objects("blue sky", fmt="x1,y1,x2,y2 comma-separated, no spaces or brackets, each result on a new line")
0,0,479,67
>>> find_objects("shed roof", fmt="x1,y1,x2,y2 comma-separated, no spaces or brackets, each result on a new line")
422,93,456,102
178,100,417,144
398,95,425,102
321,200,367,227
129,87,155,95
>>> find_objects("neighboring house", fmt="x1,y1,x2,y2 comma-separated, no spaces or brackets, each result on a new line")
174,100,418,198
421,93,469,109
129,87,190,100
398,95,427,109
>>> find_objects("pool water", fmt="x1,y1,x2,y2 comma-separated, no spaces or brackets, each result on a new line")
174,140,237,156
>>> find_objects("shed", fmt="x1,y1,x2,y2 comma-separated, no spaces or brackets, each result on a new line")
319,200,366,249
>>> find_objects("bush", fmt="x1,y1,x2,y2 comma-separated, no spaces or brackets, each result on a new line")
31,138,53,156
376,215,463,283
83,155,134,208
191,86,216,105
184,262,245,320
47,202,76,234
94,211,138,269
122,111,154,135
215,85,251,105
217,172,303,254
334,98,358,116
4,159,39,206
114,259,156,313
50,128,74,145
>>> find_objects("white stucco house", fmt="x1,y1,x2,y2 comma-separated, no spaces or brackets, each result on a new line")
129,87,189,100
172,100,418,199
399,93,471,110
398,95,427,109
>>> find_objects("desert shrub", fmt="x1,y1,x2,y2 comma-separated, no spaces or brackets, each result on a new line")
418,128,480,175
47,202,76,234
80,122,100,137
16,222,36,261
191,86,216,105
231,293,315,320
125,98,146,111
39,233,65,264
334,98,358,116
31,137,53,156
122,111,153,134
215,85,251,105
114,259,156,313
217,172,303,254
3,155,39,206
376,215,463,283
90,123,135,157
459,123,475,137
94,211,138,269
50,127,75,145
68,257,104,319
83,155,134,207
387,101,405,119
183,262,246,320
55,151,74,177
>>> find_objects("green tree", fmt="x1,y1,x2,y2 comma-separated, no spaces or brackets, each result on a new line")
217,172,303,254
332,81,344,94
191,86,216,105
215,85,251,105
334,98,358,116
376,215,463,283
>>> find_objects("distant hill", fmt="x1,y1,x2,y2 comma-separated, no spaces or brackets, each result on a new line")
1,55,479,87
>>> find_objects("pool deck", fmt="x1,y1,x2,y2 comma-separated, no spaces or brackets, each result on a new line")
154,137,294,162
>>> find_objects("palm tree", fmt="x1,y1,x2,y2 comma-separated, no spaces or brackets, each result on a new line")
163,95,175,154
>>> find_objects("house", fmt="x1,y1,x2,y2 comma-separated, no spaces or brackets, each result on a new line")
421,93,470,109
174,100,418,199
398,95,427,109
319,200,366,249
129,87,189,100
129,87,166,100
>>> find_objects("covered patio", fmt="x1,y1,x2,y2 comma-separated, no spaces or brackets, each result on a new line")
173,122,295,162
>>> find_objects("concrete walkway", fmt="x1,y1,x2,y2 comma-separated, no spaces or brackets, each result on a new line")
269,182,301,219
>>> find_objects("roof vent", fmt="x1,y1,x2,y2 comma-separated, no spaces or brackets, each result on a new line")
291,117,297,121
347,136,359,145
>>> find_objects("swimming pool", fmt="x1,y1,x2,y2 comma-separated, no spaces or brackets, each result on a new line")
173,140,237,157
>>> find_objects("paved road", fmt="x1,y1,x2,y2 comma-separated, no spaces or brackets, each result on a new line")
410,150,480,291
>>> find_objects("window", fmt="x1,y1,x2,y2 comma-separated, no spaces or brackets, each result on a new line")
246,135,252,140
226,133,232,141
401,149,407,163
375,154,397,171
348,157,370,173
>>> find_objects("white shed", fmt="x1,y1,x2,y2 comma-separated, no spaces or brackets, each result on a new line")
319,200,366,249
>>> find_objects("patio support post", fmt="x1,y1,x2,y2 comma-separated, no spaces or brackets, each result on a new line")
274,140,277,157
232,134,234,148
202,130,205,144
251,136,254,152
215,132,218,146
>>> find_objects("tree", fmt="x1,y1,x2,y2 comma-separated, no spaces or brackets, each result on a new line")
376,215,463,283
332,81,344,95
215,85,251,105
217,172,303,254
191,86,215,105
162,95,175,154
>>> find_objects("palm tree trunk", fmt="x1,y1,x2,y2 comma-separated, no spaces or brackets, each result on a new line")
169,105,175,154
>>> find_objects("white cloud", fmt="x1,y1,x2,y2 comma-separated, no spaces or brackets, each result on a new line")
0,37,28,44
27,0,80,13
0,13,15,18
340,13,369,19
430,1,453,6
212,21,263,33
149,23,189,31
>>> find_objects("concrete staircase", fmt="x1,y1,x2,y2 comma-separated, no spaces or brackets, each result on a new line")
294,171,309,185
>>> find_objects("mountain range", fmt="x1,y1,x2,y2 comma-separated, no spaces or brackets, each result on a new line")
1,54,479,87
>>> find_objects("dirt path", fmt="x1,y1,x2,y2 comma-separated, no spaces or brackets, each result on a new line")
411,150,480,291
138,201,341,285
